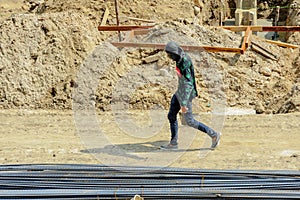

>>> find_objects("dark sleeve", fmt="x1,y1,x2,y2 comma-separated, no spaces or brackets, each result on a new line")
176,58,194,107
179,56,193,81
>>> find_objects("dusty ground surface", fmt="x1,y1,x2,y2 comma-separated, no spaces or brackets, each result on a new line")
0,0,299,171
0,109,299,170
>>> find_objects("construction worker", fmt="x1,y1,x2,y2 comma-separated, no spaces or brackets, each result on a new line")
161,41,221,150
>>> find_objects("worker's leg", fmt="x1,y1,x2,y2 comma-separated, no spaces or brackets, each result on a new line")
183,101,218,138
167,94,181,145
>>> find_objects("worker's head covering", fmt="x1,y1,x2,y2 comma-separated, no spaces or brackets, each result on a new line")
165,41,184,62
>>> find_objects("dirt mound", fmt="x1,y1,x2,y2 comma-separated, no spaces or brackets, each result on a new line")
0,11,103,109
0,0,300,114
31,0,230,26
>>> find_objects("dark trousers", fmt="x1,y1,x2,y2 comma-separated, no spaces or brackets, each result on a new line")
167,94,217,145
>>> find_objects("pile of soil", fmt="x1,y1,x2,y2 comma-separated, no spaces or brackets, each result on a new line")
0,0,299,114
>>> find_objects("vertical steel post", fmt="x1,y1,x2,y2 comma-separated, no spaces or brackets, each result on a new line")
114,0,122,41
273,6,280,40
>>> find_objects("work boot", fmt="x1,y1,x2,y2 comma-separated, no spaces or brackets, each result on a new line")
160,143,178,150
211,132,221,149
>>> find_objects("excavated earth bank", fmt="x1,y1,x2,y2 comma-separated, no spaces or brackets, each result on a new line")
0,0,300,114
0,0,299,170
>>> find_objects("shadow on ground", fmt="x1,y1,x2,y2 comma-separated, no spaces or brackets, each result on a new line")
80,140,211,160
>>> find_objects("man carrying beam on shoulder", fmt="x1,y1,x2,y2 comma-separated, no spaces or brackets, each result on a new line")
161,41,221,150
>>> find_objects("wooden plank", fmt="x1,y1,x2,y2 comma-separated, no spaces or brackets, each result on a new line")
100,6,110,26
111,42,165,49
98,25,154,31
222,26,249,32
265,40,299,49
123,30,135,42
110,42,243,53
123,16,155,23
251,44,277,61
245,29,252,48
251,41,277,59
183,45,242,53
122,29,151,42
251,41,278,61
241,26,252,54
222,26,300,32
133,29,151,35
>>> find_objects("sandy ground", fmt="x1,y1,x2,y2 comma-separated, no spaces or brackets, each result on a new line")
0,109,299,171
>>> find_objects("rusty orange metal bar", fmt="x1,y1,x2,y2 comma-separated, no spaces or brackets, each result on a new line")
104,25,300,54
111,42,243,53
98,25,155,32
222,26,300,32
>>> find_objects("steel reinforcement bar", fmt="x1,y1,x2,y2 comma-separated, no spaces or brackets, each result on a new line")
0,164,299,199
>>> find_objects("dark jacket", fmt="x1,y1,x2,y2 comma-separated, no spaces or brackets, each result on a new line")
165,41,198,106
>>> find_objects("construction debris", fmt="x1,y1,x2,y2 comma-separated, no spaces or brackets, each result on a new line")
251,41,278,61
142,54,161,63
100,6,110,26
